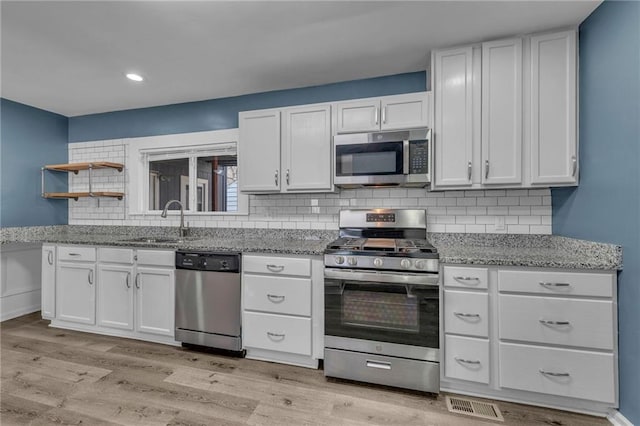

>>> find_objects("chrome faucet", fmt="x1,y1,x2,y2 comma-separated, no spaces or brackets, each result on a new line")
160,199,189,237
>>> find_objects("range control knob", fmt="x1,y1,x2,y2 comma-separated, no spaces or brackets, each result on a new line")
415,260,426,270
373,258,384,268
334,256,345,265
400,259,412,269
347,257,358,266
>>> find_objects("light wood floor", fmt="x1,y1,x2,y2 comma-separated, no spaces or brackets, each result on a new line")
1,313,608,426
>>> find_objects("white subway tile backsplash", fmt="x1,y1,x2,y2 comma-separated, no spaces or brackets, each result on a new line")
68,140,553,234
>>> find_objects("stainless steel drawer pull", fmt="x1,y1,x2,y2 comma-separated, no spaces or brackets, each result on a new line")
47,251,54,265
374,107,379,125
571,155,577,177
266,264,285,272
267,294,285,302
454,312,481,318
467,161,472,181
455,357,481,365
366,360,391,370
266,332,285,340
539,369,570,377
68,253,81,257
539,319,570,326
88,270,93,285
453,276,480,284
539,282,571,288
126,272,131,289
135,273,140,289
274,170,279,186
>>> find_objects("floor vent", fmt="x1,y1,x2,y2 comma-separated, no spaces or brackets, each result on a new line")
446,396,504,422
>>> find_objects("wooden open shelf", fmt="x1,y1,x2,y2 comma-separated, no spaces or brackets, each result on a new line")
43,192,124,201
43,162,124,174
41,162,125,201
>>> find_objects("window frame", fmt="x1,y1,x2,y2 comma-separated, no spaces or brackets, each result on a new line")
127,129,248,217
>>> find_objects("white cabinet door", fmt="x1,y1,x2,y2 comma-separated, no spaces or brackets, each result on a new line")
238,109,281,192
135,267,174,337
56,262,95,325
434,46,474,187
530,30,577,185
482,38,523,185
97,264,134,331
282,104,332,192
41,245,56,319
381,92,429,131
336,99,380,133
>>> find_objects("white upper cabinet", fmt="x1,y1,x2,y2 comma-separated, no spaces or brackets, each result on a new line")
482,38,523,185
529,30,578,185
282,105,332,192
239,104,333,194
336,92,430,134
432,29,577,190
433,47,474,187
238,110,281,192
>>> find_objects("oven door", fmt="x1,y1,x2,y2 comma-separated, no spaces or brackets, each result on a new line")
324,268,439,349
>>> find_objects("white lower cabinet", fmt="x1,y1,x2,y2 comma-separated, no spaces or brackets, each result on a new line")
135,266,175,337
41,245,56,319
47,245,176,345
441,264,618,416
242,253,323,368
97,263,134,330
445,335,490,384
56,256,96,325
499,342,615,404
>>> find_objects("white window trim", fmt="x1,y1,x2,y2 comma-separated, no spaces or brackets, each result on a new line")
126,129,248,216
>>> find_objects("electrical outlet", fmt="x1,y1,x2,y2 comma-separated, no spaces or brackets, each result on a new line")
310,199,318,206
311,206,320,214
495,216,506,231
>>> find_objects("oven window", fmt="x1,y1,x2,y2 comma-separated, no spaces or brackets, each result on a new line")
342,290,418,332
335,142,403,176
325,279,439,348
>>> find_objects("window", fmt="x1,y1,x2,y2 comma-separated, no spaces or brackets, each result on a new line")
127,129,247,216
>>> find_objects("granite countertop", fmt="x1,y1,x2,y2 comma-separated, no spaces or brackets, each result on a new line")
1,226,623,270
0,225,335,256
429,233,623,270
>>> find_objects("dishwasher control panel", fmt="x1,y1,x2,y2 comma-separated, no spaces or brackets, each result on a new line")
175,251,241,272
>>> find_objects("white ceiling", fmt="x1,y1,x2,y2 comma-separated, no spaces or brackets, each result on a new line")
1,1,600,117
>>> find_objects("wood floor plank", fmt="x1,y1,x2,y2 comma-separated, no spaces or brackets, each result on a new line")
1,348,112,384
0,393,52,425
6,324,119,352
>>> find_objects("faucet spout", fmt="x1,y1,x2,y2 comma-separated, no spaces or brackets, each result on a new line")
161,199,189,237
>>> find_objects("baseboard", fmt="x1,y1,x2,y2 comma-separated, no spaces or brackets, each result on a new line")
0,304,40,322
608,409,634,426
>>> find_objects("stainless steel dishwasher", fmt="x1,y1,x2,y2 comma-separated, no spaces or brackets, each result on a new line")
175,251,242,352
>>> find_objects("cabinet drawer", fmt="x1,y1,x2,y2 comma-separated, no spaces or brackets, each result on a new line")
243,312,311,356
136,250,174,267
244,274,311,316
499,342,615,403
498,270,613,297
445,335,490,384
58,246,96,262
499,294,614,350
243,255,310,277
444,290,489,337
443,266,489,289
98,247,134,264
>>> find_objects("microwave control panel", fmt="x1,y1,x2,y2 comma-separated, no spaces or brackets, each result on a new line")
409,140,429,174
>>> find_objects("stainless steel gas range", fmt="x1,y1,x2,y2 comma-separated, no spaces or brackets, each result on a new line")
323,209,440,393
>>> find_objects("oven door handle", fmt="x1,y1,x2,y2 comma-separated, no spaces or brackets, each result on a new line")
324,268,439,287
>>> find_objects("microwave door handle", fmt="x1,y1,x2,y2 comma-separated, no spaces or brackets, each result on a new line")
403,140,410,174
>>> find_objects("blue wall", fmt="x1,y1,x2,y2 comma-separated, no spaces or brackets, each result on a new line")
1,99,68,227
69,72,426,142
552,1,640,422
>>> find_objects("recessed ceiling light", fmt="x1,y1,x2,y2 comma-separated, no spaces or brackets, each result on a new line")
126,73,144,82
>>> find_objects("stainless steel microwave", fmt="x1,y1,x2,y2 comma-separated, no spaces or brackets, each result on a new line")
333,128,431,188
